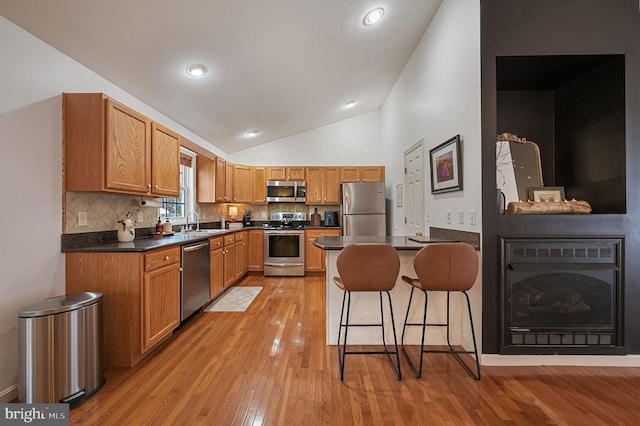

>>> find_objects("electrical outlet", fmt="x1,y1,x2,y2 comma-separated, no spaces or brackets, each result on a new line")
78,212,87,227
137,211,144,223
458,210,464,224
469,210,476,226
446,210,452,224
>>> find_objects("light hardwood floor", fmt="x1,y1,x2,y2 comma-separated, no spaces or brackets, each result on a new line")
70,275,640,425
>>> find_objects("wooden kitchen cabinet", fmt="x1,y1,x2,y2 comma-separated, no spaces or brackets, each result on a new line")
196,155,217,203
223,234,236,287
215,157,227,202
305,228,341,272
340,166,385,183
64,93,179,197
267,167,306,181
225,161,234,202
65,246,181,368
142,248,181,351
209,236,224,300
235,231,248,279
247,229,264,271
306,167,341,205
252,166,267,204
232,164,252,203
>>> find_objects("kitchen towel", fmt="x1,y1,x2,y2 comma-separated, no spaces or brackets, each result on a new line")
203,286,262,312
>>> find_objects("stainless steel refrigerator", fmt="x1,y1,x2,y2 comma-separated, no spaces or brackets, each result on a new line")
341,182,386,236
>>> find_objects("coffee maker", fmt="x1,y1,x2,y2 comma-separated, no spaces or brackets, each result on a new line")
243,210,252,226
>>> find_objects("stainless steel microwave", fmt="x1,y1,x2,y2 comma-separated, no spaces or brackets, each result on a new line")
266,180,306,203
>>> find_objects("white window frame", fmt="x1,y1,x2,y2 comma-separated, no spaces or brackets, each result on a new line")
160,148,196,225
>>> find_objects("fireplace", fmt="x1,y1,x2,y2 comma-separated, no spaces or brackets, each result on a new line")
500,237,625,355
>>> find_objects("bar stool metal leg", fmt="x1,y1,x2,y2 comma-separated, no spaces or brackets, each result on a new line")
337,290,401,380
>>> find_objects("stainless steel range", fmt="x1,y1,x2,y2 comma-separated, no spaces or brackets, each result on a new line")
264,212,306,277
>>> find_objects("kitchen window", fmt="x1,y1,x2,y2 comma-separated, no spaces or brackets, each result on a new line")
160,149,195,222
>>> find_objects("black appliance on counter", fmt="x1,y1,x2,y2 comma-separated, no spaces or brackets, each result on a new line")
243,210,252,226
323,211,339,227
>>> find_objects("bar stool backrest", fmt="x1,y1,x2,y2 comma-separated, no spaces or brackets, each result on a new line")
413,243,478,292
336,244,400,292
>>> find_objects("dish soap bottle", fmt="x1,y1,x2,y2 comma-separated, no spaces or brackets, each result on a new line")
155,218,163,234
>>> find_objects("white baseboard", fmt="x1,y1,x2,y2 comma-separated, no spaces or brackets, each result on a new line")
481,354,640,367
0,384,18,403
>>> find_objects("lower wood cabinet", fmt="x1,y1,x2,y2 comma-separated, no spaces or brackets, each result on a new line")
210,236,224,299
65,246,181,368
305,229,341,272
247,229,264,271
223,234,236,287
235,231,248,279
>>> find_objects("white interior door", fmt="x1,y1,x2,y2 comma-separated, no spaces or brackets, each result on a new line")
404,141,425,236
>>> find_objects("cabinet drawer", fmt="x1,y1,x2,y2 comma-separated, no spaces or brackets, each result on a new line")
144,247,180,271
210,236,224,250
306,229,341,238
224,235,235,246
234,231,245,242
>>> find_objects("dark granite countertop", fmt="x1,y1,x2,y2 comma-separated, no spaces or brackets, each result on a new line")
63,225,343,253
312,235,466,251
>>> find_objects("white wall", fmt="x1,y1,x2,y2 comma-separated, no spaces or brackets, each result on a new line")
230,110,382,166
0,16,221,401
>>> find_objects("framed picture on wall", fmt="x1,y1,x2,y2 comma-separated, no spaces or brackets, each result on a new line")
429,135,462,194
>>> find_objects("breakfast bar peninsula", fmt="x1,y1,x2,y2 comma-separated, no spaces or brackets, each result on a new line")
313,235,481,349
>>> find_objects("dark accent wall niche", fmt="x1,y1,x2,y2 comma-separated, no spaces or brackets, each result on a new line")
480,0,640,355
496,55,626,214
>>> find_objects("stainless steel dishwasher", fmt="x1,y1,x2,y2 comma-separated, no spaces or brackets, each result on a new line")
181,240,210,321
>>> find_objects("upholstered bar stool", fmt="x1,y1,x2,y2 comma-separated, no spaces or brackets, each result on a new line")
333,244,401,380
401,242,480,380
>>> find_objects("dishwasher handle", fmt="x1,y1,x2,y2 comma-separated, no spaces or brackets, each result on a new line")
183,242,209,252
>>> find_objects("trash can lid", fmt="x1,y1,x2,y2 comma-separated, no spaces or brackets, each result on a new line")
18,292,103,318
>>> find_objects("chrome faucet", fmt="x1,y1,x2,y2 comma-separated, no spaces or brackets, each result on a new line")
186,211,200,231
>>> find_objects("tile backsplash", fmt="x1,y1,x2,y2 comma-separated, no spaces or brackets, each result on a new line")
65,192,339,234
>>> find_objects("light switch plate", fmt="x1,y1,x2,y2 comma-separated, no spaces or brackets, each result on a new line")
446,210,452,224
458,210,464,224
78,212,87,227
469,210,476,226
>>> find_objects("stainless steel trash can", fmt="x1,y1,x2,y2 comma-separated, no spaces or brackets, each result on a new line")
18,292,105,407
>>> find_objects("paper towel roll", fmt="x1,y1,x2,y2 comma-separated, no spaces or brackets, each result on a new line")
139,200,163,208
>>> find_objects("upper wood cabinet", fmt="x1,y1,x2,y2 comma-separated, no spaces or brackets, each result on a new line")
215,157,227,203
252,166,267,204
306,167,340,205
64,93,179,196
150,123,180,197
196,155,216,203
340,166,385,183
267,167,306,181
224,162,234,202
232,164,252,203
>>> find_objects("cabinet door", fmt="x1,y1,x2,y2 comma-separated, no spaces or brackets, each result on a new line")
142,263,180,351
196,155,216,203
105,98,151,193
361,166,385,182
235,239,247,279
305,167,323,204
225,161,234,202
288,167,306,180
215,157,226,202
305,229,341,272
267,167,286,180
233,164,252,203
210,247,224,300
323,167,341,204
340,167,360,183
252,166,267,204
223,243,236,287
247,230,264,271
151,123,180,197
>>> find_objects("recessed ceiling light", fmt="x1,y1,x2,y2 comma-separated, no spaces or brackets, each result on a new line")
344,100,357,109
245,130,259,138
186,64,208,77
363,7,385,26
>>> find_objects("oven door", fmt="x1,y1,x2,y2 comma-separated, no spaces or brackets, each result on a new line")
264,230,305,276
